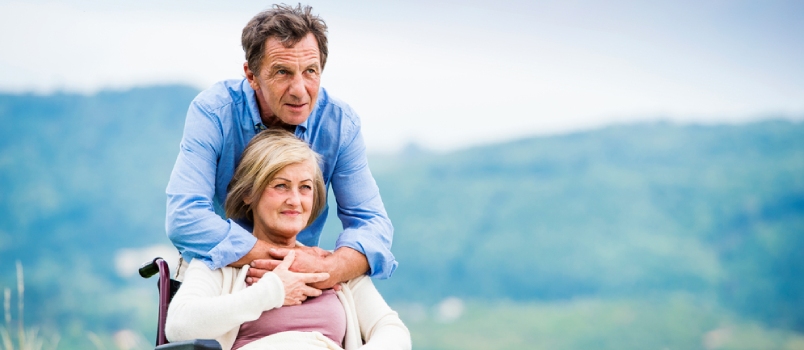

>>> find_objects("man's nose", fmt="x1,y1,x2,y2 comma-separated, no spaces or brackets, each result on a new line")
288,73,306,99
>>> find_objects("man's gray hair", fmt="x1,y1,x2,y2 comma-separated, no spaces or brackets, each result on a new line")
241,3,329,75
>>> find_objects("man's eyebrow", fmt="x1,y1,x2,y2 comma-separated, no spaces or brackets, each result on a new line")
269,63,290,72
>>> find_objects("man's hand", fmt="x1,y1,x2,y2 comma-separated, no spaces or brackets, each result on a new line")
245,246,331,285
241,242,369,290
271,250,330,306
271,246,332,272
270,246,369,290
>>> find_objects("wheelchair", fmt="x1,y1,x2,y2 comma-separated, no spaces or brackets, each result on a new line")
139,257,222,350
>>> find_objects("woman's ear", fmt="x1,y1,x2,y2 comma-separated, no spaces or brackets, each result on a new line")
243,194,253,205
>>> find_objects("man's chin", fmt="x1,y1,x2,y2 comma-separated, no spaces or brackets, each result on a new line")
278,113,310,126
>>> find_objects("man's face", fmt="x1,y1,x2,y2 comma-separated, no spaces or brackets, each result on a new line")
246,33,321,126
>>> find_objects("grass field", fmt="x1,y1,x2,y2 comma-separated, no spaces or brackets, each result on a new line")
399,294,804,350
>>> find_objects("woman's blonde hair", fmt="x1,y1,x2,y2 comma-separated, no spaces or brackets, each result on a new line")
225,129,326,227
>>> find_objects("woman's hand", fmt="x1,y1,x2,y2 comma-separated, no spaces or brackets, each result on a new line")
271,250,330,306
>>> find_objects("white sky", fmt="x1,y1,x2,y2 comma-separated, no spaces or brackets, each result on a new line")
1,0,802,152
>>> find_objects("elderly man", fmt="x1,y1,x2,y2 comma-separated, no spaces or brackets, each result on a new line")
166,4,395,292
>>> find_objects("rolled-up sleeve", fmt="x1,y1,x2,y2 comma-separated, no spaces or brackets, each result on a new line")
331,118,397,279
166,101,256,270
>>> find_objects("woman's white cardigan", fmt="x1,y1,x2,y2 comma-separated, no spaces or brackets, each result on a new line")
165,259,411,350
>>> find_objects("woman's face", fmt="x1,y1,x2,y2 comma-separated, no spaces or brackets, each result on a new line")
251,161,316,242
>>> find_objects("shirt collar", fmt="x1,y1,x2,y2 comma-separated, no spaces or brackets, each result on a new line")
244,78,312,136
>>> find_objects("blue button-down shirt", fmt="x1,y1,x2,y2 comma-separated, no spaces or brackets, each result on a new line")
165,78,396,279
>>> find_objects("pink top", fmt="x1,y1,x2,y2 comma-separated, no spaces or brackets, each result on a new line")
232,289,346,349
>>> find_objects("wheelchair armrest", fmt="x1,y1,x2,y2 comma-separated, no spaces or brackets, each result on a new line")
155,339,222,350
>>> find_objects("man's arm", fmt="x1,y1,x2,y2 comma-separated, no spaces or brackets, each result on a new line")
231,239,282,267
166,100,258,270
329,112,397,279
246,106,397,285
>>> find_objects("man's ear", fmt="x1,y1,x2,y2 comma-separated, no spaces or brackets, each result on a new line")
244,62,260,91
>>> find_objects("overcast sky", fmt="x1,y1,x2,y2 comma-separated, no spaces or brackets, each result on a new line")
1,0,802,152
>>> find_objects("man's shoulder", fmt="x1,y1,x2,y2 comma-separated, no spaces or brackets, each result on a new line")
193,79,251,114
315,87,360,127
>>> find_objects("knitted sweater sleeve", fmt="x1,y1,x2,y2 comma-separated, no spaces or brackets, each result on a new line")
349,276,411,350
165,259,285,343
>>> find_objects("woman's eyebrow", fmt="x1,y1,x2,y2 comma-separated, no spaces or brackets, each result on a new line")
272,177,313,182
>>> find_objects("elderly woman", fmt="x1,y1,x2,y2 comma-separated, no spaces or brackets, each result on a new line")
165,129,410,350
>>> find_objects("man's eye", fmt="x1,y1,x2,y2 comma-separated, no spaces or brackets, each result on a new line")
306,68,316,74
277,69,288,75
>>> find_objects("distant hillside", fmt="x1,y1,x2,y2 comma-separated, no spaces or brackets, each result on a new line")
0,86,199,332
1,86,802,339
364,121,804,330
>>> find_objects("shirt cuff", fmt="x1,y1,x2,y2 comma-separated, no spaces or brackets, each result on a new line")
336,232,397,279
204,221,257,270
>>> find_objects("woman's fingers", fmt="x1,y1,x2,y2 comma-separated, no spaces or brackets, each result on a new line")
301,285,323,298
286,285,323,304
268,247,290,260
279,272,329,306
248,259,281,271
275,250,296,271
301,272,330,284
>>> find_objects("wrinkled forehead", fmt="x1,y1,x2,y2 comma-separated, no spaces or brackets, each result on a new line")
262,34,321,67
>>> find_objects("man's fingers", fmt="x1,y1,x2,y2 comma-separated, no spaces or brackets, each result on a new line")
276,250,296,270
269,248,290,259
310,279,339,291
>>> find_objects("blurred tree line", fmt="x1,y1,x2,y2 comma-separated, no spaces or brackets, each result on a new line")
0,87,802,343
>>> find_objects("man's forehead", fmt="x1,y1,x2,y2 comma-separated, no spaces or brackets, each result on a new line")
264,35,320,62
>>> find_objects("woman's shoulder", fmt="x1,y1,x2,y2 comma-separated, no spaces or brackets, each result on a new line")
185,259,243,282
343,274,373,291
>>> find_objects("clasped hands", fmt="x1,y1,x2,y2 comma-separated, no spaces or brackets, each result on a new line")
246,246,339,305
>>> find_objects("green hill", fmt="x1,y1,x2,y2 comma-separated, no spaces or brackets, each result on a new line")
1,87,802,347
361,121,804,331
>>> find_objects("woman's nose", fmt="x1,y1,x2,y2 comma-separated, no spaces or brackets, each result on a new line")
285,188,301,205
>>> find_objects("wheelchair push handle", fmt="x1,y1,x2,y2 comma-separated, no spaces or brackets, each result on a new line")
139,257,165,278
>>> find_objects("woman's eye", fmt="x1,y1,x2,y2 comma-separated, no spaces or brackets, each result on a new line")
274,183,287,189
300,184,313,192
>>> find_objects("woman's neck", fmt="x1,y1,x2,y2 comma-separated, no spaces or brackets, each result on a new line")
253,229,296,248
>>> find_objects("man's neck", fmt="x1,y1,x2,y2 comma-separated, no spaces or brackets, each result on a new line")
254,90,296,133
262,115,296,133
